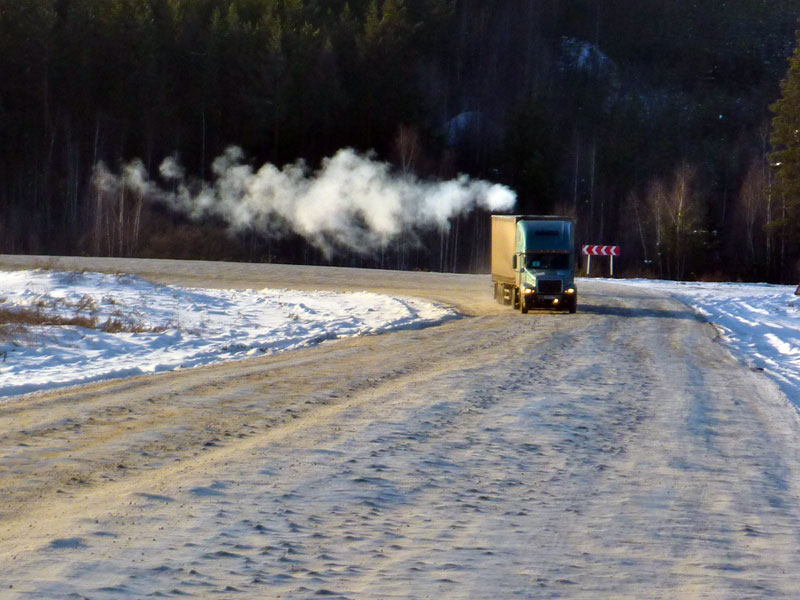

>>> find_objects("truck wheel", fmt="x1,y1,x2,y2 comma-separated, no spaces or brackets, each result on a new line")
511,287,518,309
568,295,577,314
521,298,528,314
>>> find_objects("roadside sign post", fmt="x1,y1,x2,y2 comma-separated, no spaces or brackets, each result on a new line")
582,245,620,277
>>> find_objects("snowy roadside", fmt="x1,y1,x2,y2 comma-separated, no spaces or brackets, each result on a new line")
591,278,800,403
0,269,457,399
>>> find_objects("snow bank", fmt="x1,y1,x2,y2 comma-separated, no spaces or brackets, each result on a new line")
0,270,457,399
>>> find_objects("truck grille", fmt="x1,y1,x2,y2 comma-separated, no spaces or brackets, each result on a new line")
537,279,562,294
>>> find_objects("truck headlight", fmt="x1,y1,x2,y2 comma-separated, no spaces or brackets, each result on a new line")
565,287,576,295
524,287,534,295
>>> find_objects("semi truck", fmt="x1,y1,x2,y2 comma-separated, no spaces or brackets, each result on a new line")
491,215,577,313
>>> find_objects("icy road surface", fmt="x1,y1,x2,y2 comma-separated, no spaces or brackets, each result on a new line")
599,278,800,402
1,256,800,599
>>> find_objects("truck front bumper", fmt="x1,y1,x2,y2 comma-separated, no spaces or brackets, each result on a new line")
522,289,576,309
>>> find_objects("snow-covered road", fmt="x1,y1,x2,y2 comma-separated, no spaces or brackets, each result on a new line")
1,257,800,599
598,278,800,402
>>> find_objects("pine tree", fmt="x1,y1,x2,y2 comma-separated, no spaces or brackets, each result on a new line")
769,28,800,281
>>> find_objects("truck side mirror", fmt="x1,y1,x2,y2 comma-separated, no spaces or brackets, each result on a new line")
512,255,517,269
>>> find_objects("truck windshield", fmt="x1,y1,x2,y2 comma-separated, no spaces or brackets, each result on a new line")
525,253,570,270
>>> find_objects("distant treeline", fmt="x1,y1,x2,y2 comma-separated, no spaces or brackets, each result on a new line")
1,0,799,281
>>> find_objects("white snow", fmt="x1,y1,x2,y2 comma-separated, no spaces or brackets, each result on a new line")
0,269,457,399
592,278,800,403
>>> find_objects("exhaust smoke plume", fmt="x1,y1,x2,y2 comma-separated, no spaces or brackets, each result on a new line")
93,147,517,257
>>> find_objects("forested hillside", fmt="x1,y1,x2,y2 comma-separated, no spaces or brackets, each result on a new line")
1,0,799,280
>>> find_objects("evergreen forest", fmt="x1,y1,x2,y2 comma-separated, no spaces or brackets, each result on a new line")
2,0,800,281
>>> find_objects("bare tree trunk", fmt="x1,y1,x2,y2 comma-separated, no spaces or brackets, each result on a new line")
200,104,206,180
656,202,663,278
41,115,58,238
780,190,786,281
439,227,445,272
647,180,665,279
132,193,144,256
668,164,695,280
631,193,648,264
394,125,419,174
105,209,113,257
766,182,773,273
572,133,580,216
451,215,460,273
588,133,596,238
737,159,767,267
118,185,126,256
93,185,102,256
92,117,103,256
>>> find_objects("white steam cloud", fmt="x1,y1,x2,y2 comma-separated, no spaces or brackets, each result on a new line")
94,146,517,256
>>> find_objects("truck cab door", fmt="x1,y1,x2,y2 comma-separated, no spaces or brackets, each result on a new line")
513,254,525,287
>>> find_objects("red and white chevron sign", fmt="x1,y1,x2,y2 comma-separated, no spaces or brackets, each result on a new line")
582,245,620,256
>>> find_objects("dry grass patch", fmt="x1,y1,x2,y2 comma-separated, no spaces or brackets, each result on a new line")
0,307,167,344
0,307,97,329
0,306,96,345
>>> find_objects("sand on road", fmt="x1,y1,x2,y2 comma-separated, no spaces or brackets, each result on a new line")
1,255,800,599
